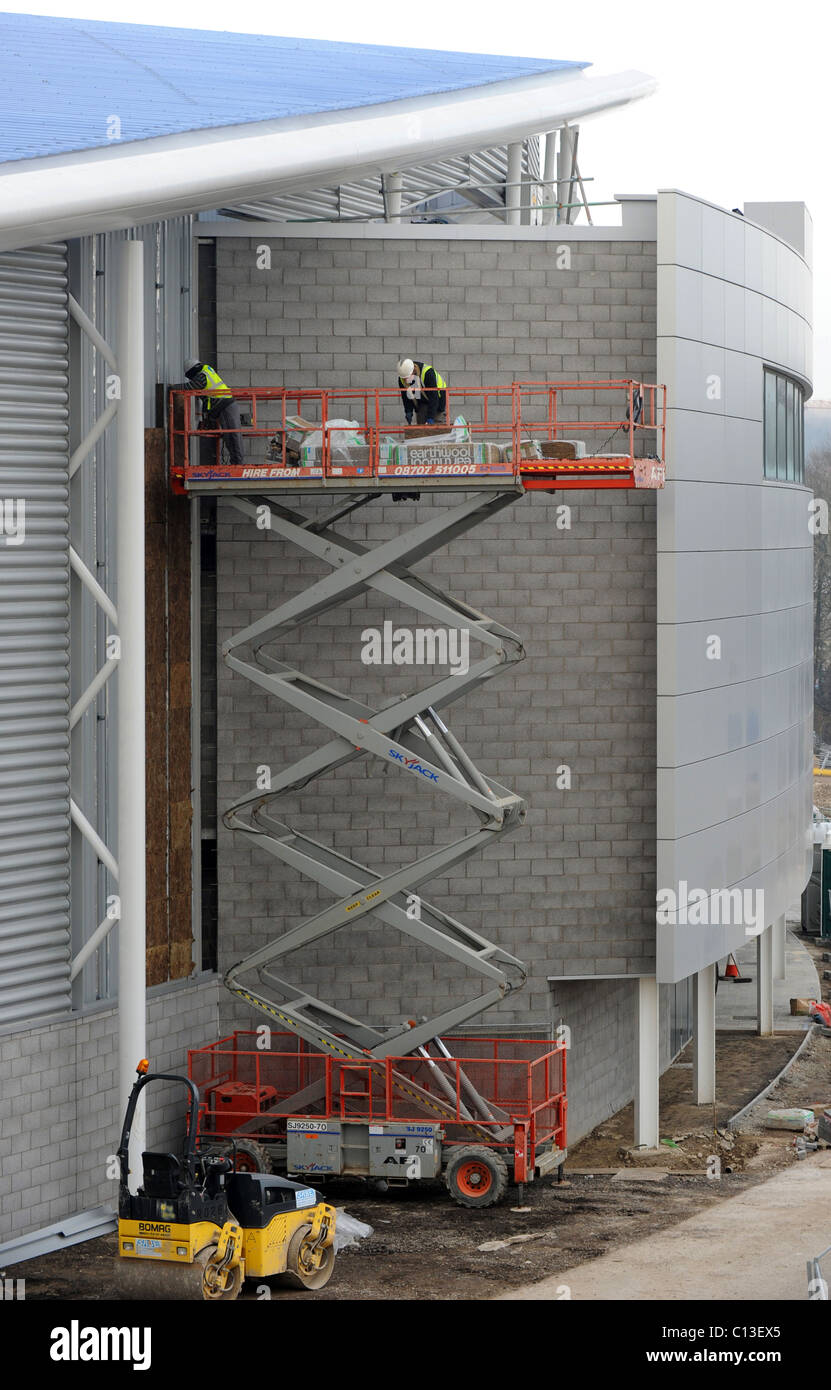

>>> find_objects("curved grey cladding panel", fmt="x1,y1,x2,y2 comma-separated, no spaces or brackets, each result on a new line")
658,756,811,892
658,477,812,553
657,266,811,386
656,191,813,984
658,601,812,692
0,243,71,1026
658,720,809,841
658,662,811,767
657,549,811,626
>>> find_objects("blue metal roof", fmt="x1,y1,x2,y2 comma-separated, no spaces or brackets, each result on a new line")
0,13,587,164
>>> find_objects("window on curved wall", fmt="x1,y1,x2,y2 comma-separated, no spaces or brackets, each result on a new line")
764,368,805,483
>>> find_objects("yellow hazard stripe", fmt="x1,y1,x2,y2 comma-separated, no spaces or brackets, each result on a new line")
522,461,632,472
235,988,356,1059
231,987,487,1133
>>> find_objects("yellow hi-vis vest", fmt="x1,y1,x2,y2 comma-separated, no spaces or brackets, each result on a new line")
419,362,446,391
200,364,233,411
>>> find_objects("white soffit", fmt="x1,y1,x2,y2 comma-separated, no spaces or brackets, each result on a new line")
0,67,655,252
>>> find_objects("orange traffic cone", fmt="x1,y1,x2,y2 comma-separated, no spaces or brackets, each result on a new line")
719,953,752,982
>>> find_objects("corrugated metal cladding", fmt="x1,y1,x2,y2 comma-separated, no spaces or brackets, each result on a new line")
0,244,71,1027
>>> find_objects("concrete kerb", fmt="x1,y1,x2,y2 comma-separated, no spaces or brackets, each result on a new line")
727,1023,817,1132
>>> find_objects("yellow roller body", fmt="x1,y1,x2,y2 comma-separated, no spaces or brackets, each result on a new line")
242,1201,336,1279
118,1217,222,1265
116,1218,245,1300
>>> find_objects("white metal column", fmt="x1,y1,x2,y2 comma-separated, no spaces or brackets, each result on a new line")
116,240,147,1177
506,143,522,226
634,976,659,1148
557,126,576,224
773,913,787,982
757,923,774,1036
692,963,716,1104
385,172,403,223
542,130,558,226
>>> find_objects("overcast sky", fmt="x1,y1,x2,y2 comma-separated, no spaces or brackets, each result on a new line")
8,0,831,393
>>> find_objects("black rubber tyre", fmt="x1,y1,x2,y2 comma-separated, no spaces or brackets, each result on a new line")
222,1139,273,1174
444,1145,509,1208
201,1240,244,1302
280,1223,336,1290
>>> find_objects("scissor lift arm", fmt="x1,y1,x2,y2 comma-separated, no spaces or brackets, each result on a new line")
222,488,530,1082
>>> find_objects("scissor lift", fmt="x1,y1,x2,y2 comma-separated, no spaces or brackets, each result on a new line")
172,379,665,1200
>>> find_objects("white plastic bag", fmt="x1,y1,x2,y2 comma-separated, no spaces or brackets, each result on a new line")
333,1209,374,1251
303,419,365,462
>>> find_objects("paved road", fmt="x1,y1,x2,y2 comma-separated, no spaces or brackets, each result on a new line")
496,1155,831,1301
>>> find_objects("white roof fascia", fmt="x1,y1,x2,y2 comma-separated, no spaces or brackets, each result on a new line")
0,67,656,252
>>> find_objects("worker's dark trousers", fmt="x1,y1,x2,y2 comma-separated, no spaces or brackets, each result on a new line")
414,400,447,426
204,401,244,466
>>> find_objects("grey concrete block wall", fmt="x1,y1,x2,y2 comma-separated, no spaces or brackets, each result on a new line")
0,977,220,1242
215,234,657,409
212,231,659,1143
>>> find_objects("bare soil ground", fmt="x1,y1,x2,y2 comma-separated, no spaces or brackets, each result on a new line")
13,939,831,1302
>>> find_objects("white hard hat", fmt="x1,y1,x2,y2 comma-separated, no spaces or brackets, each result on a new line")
397,358,414,378
184,356,202,375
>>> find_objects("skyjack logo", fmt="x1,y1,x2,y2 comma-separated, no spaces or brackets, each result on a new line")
388,749,439,782
50,1321,151,1371
656,882,765,936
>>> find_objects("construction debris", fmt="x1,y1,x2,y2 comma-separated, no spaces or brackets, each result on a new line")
764,1108,815,1131
477,1233,544,1252
790,998,816,1015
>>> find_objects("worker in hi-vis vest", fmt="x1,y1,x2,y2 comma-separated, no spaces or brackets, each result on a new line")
184,357,245,466
397,357,447,427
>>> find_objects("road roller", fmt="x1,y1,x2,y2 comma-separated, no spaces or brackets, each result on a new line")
115,1060,337,1299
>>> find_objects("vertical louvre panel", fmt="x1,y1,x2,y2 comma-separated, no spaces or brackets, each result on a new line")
0,243,70,1026
219,138,541,221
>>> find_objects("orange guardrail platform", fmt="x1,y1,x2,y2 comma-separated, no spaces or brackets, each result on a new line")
169,379,666,495
189,1030,567,1187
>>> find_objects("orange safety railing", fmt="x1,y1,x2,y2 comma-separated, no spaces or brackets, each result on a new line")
188,1030,567,1181
169,380,665,489
515,379,665,485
